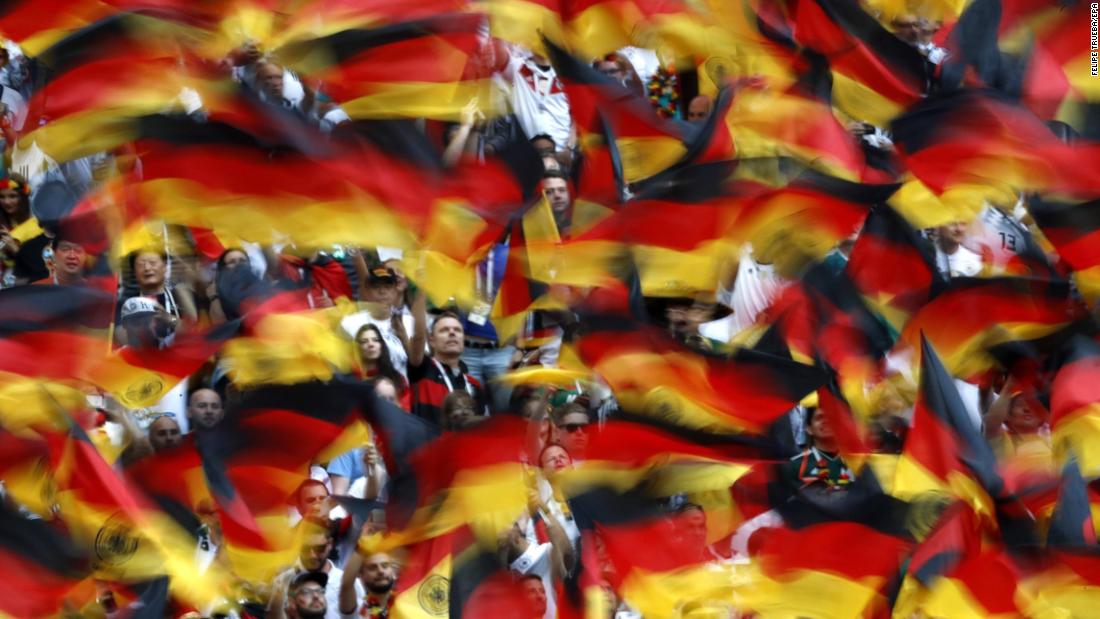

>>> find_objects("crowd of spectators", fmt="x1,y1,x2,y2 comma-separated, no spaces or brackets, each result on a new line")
0,3,1082,618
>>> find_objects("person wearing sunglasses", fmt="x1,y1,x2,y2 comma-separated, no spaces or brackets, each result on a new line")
271,522,344,619
285,571,329,619
549,402,590,461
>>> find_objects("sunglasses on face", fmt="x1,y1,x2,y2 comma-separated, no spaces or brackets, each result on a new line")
306,544,330,554
561,423,588,433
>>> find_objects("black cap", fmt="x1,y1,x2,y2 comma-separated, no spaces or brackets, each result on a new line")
367,266,397,285
291,571,328,591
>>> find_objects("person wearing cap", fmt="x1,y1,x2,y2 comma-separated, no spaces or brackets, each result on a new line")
117,296,193,432
344,256,412,378
284,571,330,619
271,522,345,619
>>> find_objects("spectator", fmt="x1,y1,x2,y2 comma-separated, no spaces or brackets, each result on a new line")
339,551,397,618
279,571,331,619
187,388,224,432
37,236,88,286
441,390,482,431
147,413,183,452
328,441,386,499
549,402,589,461
407,292,487,422
541,169,572,235
933,221,983,278
498,44,573,152
292,479,335,524
353,323,409,408
780,406,853,493
461,236,515,414
344,262,411,378
519,575,549,619
686,95,712,122
126,247,199,322
371,376,402,408
271,522,344,619
209,247,261,324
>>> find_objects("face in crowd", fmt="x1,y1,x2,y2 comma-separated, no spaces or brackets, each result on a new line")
188,388,224,430
148,415,182,452
429,315,465,359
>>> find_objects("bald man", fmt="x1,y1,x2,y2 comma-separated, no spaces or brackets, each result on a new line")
687,95,712,122
187,388,224,431
148,415,183,452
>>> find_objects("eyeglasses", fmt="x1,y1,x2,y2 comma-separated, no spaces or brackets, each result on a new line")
561,423,588,433
295,586,325,597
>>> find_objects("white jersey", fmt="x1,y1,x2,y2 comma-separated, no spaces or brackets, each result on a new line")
968,205,1029,273
504,50,572,151
700,246,788,343
934,245,983,279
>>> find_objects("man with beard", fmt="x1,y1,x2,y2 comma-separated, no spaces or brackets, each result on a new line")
271,523,344,619
339,551,397,618
286,572,330,619
186,388,224,432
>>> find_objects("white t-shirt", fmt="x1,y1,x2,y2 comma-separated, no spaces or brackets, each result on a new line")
504,49,572,151
934,245,983,278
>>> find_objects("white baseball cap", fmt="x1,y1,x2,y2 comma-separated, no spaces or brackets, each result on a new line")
120,297,161,320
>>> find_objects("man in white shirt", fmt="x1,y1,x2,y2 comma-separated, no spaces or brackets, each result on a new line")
501,46,573,152
933,221,983,278
700,245,790,344
271,524,345,619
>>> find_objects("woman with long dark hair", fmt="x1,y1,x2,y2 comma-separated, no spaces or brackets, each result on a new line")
355,323,409,409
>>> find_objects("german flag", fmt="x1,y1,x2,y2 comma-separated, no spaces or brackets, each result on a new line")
789,0,929,127
276,14,493,121
572,323,827,434
891,90,1100,198
1047,455,1098,548
1031,195,1100,301
893,337,1003,506
0,505,91,618
46,419,226,607
561,0,704,59
385,415,530,548
0,0,112,54
896,544,1025,618
767,261,894,387
846,203,945,330
896,277,1079,380
738,521,910,618
0,286,116,426
544,39,695,185
1050,335,1100,478
90,320,240,409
